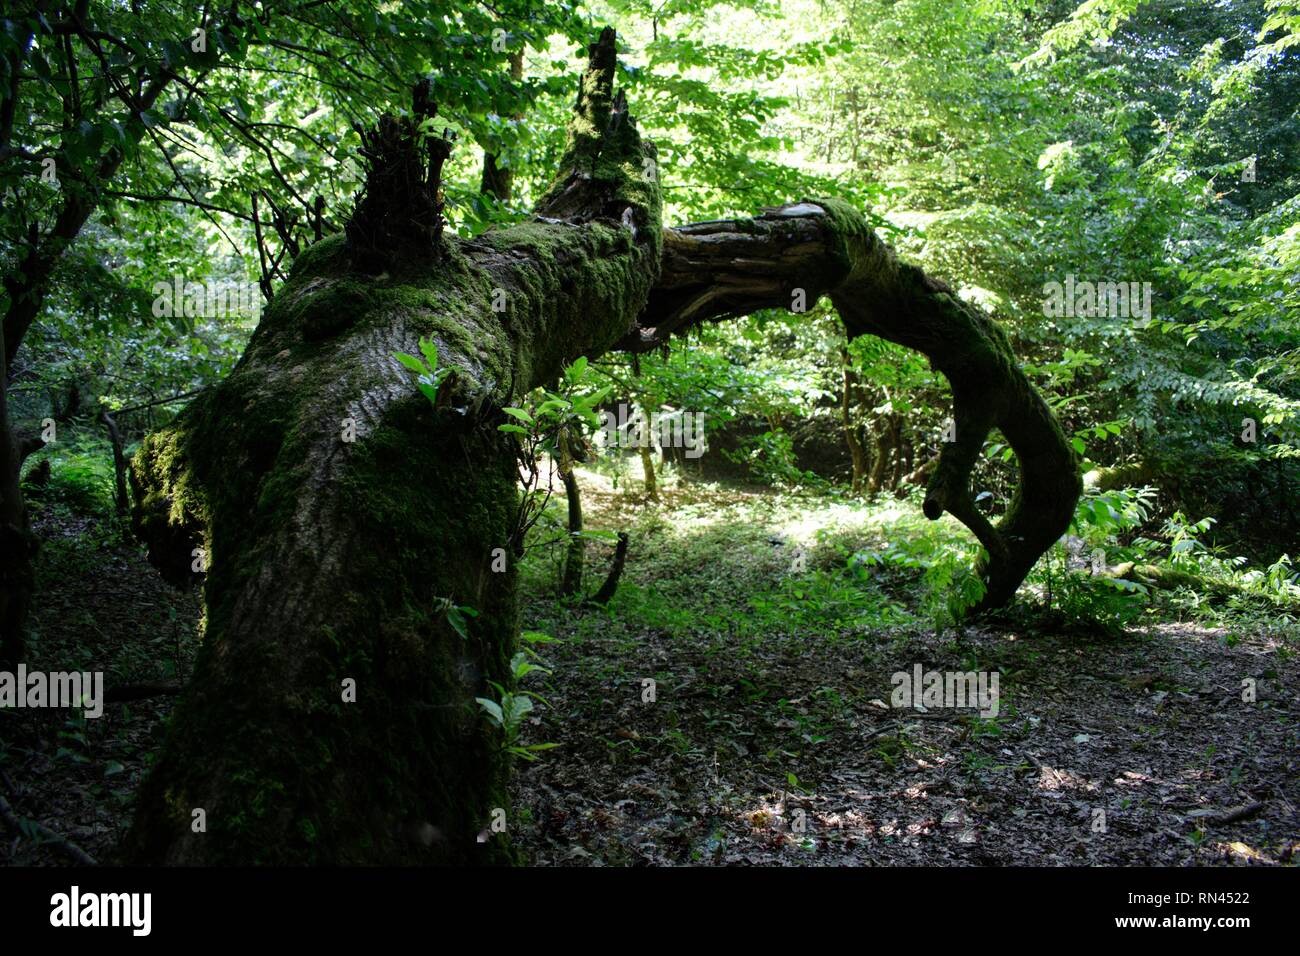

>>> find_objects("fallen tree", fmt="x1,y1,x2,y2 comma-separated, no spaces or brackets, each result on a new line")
124,29,1079,864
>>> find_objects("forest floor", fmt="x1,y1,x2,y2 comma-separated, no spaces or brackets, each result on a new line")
509,467,1299,866
0,471,1296,865
0,509,200,865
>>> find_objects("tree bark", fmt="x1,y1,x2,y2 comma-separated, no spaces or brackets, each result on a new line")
638,437,659,501
99,410,130,517
124,35,1077,865
588,531,629,606
867,414,892,495
559,433,585,598
560,467,584,596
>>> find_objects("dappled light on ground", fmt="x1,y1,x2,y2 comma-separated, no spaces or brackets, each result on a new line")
507,474,1299,866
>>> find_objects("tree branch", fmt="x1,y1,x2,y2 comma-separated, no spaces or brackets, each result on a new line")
629,201,1081,611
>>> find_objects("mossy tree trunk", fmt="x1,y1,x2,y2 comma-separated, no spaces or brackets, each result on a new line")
125,35,1077,865
638,437,659,501
558,430,585,598
124,29,659,864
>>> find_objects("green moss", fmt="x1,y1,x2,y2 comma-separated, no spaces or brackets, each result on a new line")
807,195,873,240
126,335,523,863
288,233,347,280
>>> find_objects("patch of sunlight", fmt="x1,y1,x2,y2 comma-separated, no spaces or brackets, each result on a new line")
957,285,1004,312
1036,766,1099,792
777,501,876,544
885,209,942,231
1214,841,1269,863
572,463,616,493
859,503,914,528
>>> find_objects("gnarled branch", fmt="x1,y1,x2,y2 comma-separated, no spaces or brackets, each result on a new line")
625,200,1082,612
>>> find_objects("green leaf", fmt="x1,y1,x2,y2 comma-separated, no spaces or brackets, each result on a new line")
504,694,534,725
394,352,428,376
520,630,559,644
419,337,439,373
475,697,504,727
565,356,589,382
446,603,477,639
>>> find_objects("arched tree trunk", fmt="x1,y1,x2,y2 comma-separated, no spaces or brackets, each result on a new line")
622,201,1082,612
124,33,1077,865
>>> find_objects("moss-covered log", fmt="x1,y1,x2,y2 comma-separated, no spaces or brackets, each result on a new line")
622,201,1082,612
123,28,659,864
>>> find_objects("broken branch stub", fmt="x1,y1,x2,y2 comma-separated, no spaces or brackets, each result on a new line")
344,80,454,273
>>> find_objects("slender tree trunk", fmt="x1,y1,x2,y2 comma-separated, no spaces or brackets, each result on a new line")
0,324,34,668
639,441,659,501
631,399,659,501
588,531,629,606
840,348,868,494
559,433,584,598
560,467,584,596
867,416,891,495
99,410,130,517
890,416,906,489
